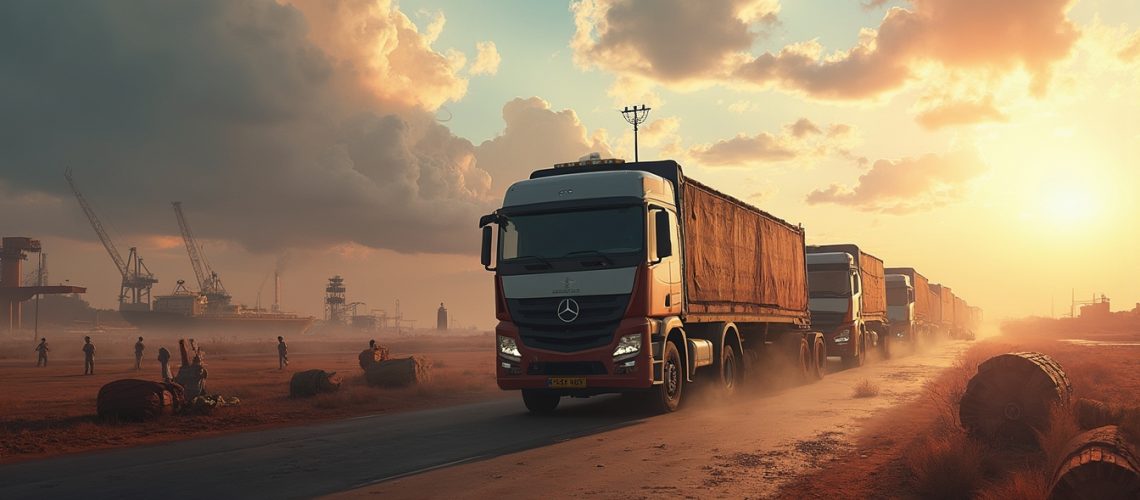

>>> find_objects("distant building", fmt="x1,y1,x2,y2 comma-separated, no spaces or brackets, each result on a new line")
1080,297,1111,319
436,303,448,331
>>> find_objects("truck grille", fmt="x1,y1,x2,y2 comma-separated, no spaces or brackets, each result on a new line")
507,294,629,353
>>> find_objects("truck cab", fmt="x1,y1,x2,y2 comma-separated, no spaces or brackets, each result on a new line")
886,274,914,343
805,244,890,366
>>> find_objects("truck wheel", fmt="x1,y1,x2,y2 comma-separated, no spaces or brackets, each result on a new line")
719,343,742,395
810,336,826,380
522,390,560,414
789,337,810,381
652,341,684,413
843,332,867,368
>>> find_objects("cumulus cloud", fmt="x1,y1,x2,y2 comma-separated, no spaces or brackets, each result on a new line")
574,0,1079,101
475,98,613,193
915,96,1009,129
689,118,854,166
805,149,987,213
1119,32,1140,62
572,0,779,84
0,0,537,255
470,41,502,75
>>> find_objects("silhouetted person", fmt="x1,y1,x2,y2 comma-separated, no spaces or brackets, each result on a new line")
277,336,288,369
157,346,173,382
134,336,145,370
34,337,49,367
82,336,96,375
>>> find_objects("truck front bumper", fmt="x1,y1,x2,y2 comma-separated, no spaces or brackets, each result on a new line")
495,318,655,394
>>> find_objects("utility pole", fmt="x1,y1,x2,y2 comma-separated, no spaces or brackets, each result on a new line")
621,104,651,162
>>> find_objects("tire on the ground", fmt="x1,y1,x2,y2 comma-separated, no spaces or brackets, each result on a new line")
719,340,742,395
522,389,560,414
842,329,866,368
365,356,432,388
1048,425,1140,499
959,351,1072,447
652,340,684,413
810,334,826,380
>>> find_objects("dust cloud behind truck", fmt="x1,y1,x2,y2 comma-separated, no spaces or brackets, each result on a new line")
479,159,825,414
885,267,933,346
805,244,889,366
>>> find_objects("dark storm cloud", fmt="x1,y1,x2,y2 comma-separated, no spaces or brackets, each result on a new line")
0,0,495,254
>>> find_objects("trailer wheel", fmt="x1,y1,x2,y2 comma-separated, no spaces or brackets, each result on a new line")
810,336,826,380
521,390,560,414
652,341,684,413
719,343,742,395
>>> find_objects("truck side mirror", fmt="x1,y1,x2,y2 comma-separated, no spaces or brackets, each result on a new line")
654,210,672,260
480,226,494,269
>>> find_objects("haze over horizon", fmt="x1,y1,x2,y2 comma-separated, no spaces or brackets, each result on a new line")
2,0,1138,328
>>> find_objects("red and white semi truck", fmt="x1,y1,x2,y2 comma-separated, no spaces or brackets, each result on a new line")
479,159,824,413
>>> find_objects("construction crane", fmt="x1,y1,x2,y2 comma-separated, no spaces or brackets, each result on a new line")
64,169,157,311
171,201,230,312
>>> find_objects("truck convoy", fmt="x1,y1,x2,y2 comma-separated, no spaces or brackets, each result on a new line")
805,244,889,366
479,157,981,413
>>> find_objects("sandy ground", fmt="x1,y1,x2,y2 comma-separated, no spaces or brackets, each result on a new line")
331,340,973,499
0,331,506,463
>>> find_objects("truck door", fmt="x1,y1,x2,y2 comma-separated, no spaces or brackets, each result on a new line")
649,206,682,316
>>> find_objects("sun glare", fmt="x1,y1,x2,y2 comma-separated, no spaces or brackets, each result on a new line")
1037,179,1101,227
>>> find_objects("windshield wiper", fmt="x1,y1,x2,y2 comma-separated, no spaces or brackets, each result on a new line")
565,250,614,266
512,255,552,269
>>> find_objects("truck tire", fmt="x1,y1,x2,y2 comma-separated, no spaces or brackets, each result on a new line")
522,389,560,414
652,341,684,413
810,335,826,380
843,331,867,368
719,342,742,395
789,336,810,381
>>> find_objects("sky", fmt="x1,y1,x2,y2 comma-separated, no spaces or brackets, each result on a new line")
2,0,1139,329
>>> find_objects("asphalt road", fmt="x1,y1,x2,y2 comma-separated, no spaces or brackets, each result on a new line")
0,395,649,500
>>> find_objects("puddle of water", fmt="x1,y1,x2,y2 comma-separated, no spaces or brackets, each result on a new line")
1059,339,1140,347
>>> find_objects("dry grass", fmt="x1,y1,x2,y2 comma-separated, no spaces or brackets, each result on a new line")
976,468,1050,500
911,434,988,500
852,378,880,398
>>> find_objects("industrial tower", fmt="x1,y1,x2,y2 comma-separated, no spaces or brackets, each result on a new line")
325,275,346,324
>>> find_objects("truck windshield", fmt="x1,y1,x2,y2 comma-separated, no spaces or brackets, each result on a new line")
499,206,644,262
887,286,910,305
808,271,851,298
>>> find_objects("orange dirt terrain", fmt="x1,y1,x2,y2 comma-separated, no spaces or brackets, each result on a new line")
0,331,504,464
777,322,1140,499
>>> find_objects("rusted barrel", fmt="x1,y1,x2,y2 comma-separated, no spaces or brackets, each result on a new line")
97,379,184,421
959,352,1072,446
1048,425,1140,499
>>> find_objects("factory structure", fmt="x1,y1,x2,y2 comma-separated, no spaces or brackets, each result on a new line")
64,170,314,336
0,237,86,333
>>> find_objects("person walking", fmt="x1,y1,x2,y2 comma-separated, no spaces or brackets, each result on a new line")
134,336,145,370
277,336,289,370
34,337,49,367
158,346,173,382
82,336,96,375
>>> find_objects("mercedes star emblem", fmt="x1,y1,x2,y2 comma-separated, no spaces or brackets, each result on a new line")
556,298,580,323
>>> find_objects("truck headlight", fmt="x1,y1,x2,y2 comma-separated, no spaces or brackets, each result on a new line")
612,334,642,360
497,335,521,361
834,329,851,344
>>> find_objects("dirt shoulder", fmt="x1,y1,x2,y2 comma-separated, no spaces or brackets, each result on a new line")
776,328,1140,499
330,341,972,499
0,333,506,464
